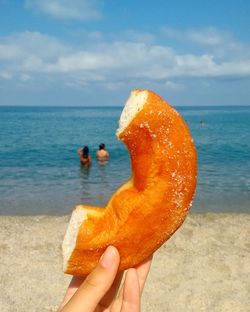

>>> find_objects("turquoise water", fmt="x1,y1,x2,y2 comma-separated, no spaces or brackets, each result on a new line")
0,105,249,215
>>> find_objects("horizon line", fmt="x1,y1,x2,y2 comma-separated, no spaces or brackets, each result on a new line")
0,104,249,108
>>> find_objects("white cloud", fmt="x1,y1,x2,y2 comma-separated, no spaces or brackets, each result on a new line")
87,31,104,41
191,33,221,46
0,71,13,80
45,41,250,80
25,0,102,20
162,27,226,46
162,26,250,59
103,81,126,91
65,72,105,88
0,31,70,76
164,81,184,91
188,28,225,46
0,44,21,60
0,31,68,60
163,26,250,63
20,74,32,81
0,30,249,89
123,30,156,44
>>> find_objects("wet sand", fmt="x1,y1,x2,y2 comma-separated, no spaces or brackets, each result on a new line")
0,213,249,311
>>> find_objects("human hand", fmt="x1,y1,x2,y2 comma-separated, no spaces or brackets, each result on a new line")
58,246,153,312
77,148,83,156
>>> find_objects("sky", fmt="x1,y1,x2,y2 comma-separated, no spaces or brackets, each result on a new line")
0,0,250,106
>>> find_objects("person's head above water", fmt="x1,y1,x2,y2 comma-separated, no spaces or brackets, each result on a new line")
82,146,89,157
99,143,105,150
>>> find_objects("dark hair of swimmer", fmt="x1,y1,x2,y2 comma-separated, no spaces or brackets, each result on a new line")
99,143,105,150
82,146,89,158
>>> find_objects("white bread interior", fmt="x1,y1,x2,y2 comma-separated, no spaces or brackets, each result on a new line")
116,90,148,137
62,206,88,271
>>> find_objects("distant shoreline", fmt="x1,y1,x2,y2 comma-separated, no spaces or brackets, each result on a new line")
0,104,250,108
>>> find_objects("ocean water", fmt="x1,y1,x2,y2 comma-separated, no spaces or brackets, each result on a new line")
0,105,249,215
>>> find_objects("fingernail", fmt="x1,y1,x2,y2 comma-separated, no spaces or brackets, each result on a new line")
100,246,117,268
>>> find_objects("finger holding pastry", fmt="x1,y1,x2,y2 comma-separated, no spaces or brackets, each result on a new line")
58,246,153,312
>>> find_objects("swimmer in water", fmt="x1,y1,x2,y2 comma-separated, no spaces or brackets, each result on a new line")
200,120,205,128
96,143,109,163
77,146,91,166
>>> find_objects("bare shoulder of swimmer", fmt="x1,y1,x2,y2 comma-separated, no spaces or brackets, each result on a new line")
97,150,105,157
98,150,109,159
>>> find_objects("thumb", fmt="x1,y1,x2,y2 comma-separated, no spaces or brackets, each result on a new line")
61,246,120,312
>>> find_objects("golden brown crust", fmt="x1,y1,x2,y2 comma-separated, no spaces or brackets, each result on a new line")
65,90,197,275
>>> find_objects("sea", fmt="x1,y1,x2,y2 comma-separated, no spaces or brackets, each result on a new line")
0,105,249,215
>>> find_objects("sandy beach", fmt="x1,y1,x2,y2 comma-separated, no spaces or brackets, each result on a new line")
0,213,249,312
